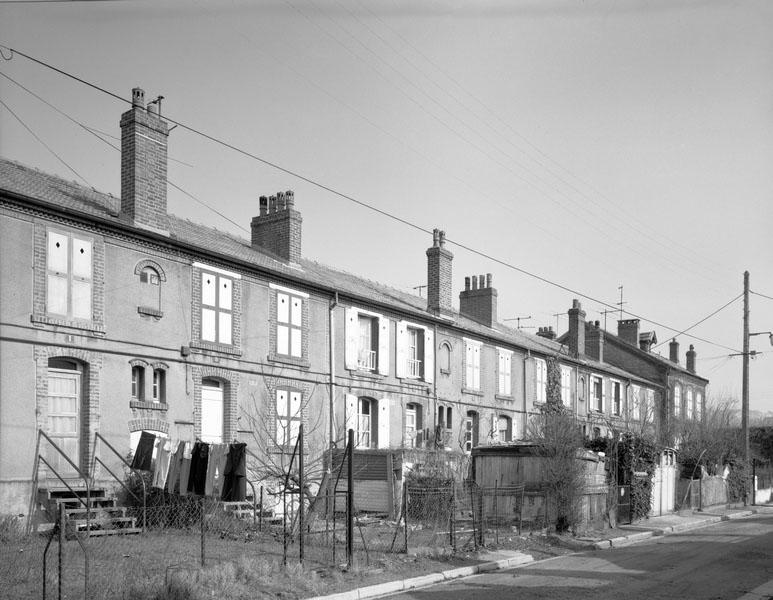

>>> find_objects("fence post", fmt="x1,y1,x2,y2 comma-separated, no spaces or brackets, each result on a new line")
299,424,304,564
494,480,498,546
752,460,757,506
59,502,65,600
259,485,264,532
450,487,456,552
200,496,206,567
347,428,354,568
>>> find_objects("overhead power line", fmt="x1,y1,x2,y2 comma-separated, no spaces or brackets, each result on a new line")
652,293,743,350
751,291,773,302
0,44,742,353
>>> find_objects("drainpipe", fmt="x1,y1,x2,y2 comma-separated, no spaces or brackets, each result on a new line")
433,323,438,449
328,292,338,478
522,351,531,439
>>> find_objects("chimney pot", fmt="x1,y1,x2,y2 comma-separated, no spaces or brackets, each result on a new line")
478,274,485,289
486,273,492,288
472,276,478,290
132,87,145,108
432,229,440,247
439,230,446,246
464,276,470,291
259,196,268,216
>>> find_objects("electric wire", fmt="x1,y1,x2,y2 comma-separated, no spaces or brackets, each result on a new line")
651,293,743,350
0,44,743,353
751,291,773,303
0,97,91,187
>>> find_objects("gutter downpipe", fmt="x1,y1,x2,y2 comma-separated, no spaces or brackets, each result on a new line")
433,323,438,447
328,292,338,479
523,350,531,439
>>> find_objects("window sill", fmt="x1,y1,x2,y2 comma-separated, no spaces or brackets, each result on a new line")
191,340,242,356
130,400,168,411
462,388,483,397
440,369,451,376
137,306,163,319
495,394,514,402
268,353,310,369
349,369,383,380
31,313,105,335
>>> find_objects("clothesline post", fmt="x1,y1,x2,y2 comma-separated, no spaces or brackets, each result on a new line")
200,496,205,567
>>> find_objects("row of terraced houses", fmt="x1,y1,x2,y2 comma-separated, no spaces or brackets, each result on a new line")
0,88,708,516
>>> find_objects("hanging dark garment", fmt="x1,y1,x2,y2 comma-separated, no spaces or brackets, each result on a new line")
221,443,247,502
130,431,156,471
187,441,210,495
178,442,192,496
165,441,186,494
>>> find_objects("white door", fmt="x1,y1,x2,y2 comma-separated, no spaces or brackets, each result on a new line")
201,382,223,443
47,369,81,477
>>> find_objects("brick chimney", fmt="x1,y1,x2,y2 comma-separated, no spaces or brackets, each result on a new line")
686,344,696,373
537,326,556,340
426,229,453,317
251,191,302,263
618,319,640,346
120,87,169,232
669,338,680,364
639,331,657,352
586,321,604,362
459,273,497,328
567,299,586,358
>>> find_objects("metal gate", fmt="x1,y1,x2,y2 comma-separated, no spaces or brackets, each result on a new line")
618,485,632,525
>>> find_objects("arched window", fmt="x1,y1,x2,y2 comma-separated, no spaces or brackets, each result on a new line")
135,260,165,316
132,365,145,400
152,368,166,403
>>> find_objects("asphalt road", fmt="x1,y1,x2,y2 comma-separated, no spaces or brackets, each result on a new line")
388,514,773,600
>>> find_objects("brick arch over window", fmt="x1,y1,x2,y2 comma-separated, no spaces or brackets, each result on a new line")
128,417,169,435
34,345,102,474
191,366,240,442
133,259,167,282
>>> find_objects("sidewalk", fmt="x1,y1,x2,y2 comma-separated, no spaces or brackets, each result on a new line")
308,505,773,600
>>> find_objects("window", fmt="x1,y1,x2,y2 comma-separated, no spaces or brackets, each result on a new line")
357,398,373,448
46,230,92,320
593,427,601,439
344,308,389,374
137,263,163,316
497,416,512,443
560,366,572,407
631,385,641,421
152,368,165,403
591,375,603,412
535,358,547,404
497,348,512,396
465,340,481,391
464,411,479,452
646,389,655,418
673,385,681,418
407,327,424,378
132,365,144,400
201,379,224,443
276,388,302,448
201,271,233,345
579,377,586,402
358,315,378,370
396,321,433,382
686,388,693,420
405,403,419,448
611,380,622,416
276,291,303,357
696,392,702,420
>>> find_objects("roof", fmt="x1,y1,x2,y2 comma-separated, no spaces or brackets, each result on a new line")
0,157,656,381
556,319,708,383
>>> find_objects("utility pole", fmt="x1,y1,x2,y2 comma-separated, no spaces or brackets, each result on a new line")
742,271,750,490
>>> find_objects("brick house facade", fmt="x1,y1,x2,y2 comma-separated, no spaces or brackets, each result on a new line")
0,87,705,515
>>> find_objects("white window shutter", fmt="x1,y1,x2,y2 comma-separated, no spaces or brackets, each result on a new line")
344,307,358,369
601,378,607,413
377,316,390,375
378,398,390,449
344,394,357,440
396,321,407,378
465,343,473,388
423,328,434,383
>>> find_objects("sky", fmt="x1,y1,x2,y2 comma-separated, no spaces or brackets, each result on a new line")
1,0,772,410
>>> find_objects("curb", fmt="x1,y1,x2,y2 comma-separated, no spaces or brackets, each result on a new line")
306,553,533,600
308,509,768,599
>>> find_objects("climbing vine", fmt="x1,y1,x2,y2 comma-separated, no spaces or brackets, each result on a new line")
546,356,562,406
617,432,659,520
